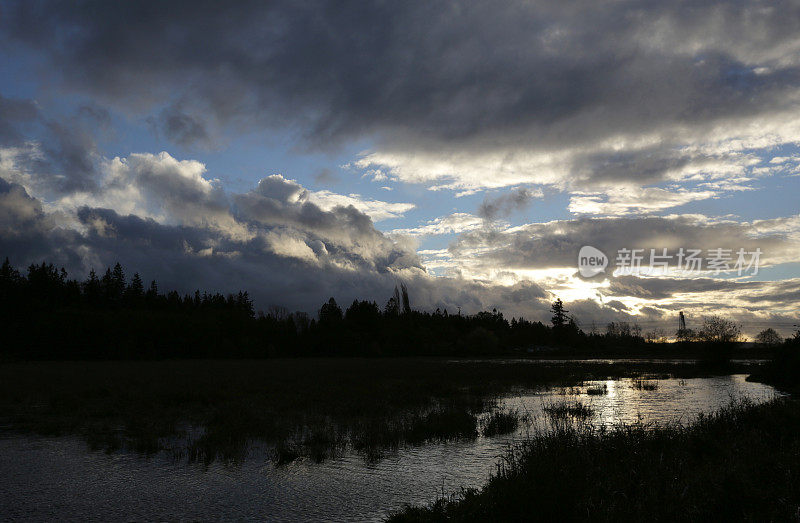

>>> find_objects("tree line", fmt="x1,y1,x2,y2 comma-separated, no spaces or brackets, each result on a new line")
3,259,255,314
1,258,791,360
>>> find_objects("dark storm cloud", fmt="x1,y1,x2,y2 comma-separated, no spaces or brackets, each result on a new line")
40,119,99,192
75,104,111,128
478,187,542,221
147,106,211,149
0,177,45,232
571,146,697,186
0,94,39,143
0,173,415,311
0,94,105,194
604,300,630,311
735,279,800,305
1,165,532,316
606,275,800,310
0,177,85,267
73,206,408,311
608,275,750,301
4,0,800,153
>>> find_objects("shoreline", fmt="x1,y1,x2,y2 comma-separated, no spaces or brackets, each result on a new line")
390,396,800,521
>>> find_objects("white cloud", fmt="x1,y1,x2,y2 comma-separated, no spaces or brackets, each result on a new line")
307,189,415,222
389,213,485,237
568,186,718,215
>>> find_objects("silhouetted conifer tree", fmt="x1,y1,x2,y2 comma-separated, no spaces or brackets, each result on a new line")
124,273,144,304
319,297,343,325
112,263,126,299
146,280,159,302
84,269,101,305
551,298,568,328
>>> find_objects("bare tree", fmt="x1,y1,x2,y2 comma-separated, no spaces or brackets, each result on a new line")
698,315,742,344
756,328,782,347
267,305,289,320
676,327,696,343
645,328,667,343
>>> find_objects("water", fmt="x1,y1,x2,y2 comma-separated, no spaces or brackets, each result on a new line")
0,374,782,522
450,357,769,365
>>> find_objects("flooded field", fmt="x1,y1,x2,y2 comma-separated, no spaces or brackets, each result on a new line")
0,373,781,522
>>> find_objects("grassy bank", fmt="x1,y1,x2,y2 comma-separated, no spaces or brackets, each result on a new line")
391,398,800,521
0,358,730,463
747,343,800,394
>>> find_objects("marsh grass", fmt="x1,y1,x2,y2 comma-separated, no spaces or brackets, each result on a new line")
631,377,659,390
585,383,608,395
543,401,594,420
0,359,541,463
273,424,347,465
0,359,731,464
390,398,800,521
557,386,582,395
480,409,526,437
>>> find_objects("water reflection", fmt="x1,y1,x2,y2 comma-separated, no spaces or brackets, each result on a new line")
501,374,779,431
0,375,782,522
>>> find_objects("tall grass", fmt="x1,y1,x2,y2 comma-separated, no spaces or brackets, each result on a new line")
480,409,525,437
390,398,800,521
543,401,594,420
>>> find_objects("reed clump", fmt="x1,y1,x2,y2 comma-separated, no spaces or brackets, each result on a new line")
631,378,659,390
543,401,594,420
586,383,608,395
480,409,525,437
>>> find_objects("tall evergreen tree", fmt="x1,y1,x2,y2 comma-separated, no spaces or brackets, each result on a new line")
146,280,159,301
112,263,126,299
551,298,569,328
0,257,19,282
101,267,115,302
319,297,343,325
124,273,144,303
84,269,100,304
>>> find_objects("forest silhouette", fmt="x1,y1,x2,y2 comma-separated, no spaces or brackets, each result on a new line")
1,258,757,360
0,258,610,359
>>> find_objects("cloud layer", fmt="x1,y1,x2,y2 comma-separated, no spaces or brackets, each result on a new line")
1,2,799,337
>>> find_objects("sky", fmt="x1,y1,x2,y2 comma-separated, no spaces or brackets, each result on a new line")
1,0,799,338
